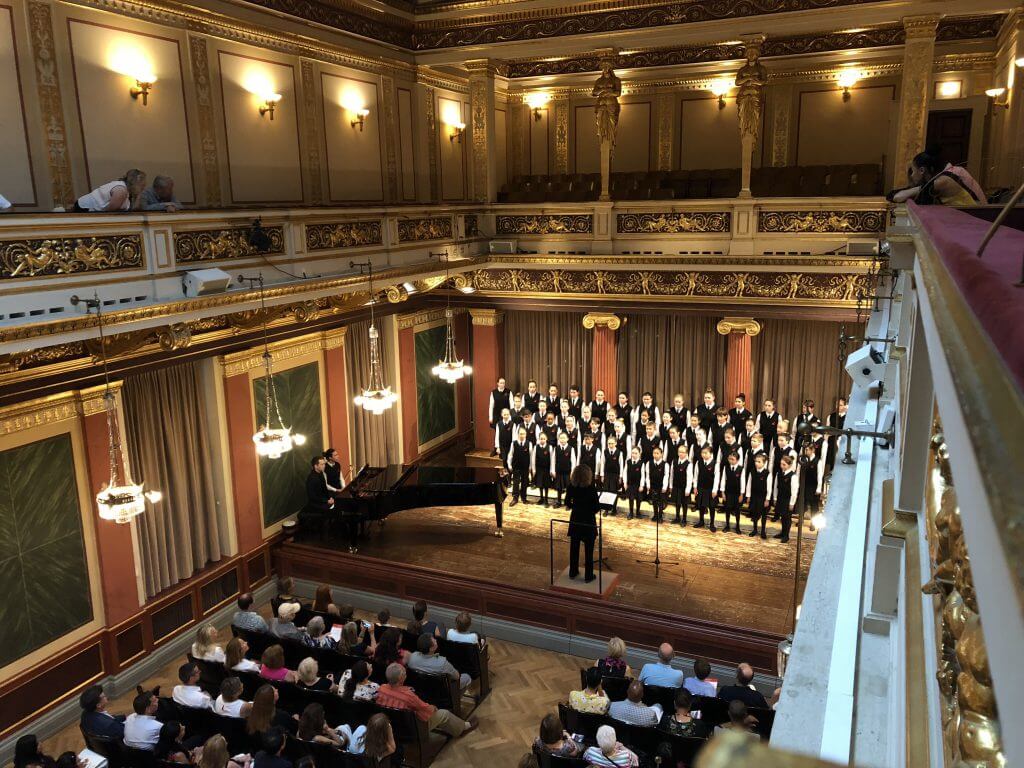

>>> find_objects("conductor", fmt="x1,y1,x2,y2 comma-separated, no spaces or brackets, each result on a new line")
566,465,599,582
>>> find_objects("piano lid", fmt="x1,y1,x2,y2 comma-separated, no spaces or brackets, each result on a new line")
399,465,503,486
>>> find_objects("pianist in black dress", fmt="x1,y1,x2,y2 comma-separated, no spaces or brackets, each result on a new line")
566,465,599,582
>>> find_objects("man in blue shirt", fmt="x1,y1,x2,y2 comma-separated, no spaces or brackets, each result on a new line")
638,643,685,688
683,658,717,698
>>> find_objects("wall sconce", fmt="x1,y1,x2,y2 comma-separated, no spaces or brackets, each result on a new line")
130,78,155,106
708,78,732,110
1016,57,1024,68
259,93,282,120
525,92,550,121
934,80,963,100
449,122,465,143
837,70,860,102
350,108,370,131
985,87,1009,108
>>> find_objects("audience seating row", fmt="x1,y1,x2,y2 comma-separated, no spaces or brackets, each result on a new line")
556,703,706,767
498,164,883,202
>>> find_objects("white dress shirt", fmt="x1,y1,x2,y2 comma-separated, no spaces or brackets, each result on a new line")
124,714,163,749
214,696,247,718
173,684,213,710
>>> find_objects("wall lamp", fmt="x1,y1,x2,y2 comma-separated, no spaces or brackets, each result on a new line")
837,70,860,102
985,87,1009,109
350,108,370,131
130,78,155,106
525,91,550,121
449,121,465,143
259,93,282,120
708,78,732,110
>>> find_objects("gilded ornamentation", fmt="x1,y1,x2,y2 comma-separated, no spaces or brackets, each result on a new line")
397,216,453,242
758,210,886,233
188,35,222,206
592,57,622,145
381,75,399,203
554,99,569,174
385,285,410,303
582,313,622,330
617,212,731,234
0,343,85,374
468,308,503,326
398,306,466,330
28,1,74,207
1,235,143,280
893,16,939,187
769,84,792,167
84,322,194,361
716,317,762,336
174,226,286,262
508,97,527,179
496,215,593,235
248,0,411,47
300,59,324,205
655,93,673,171
227,300,320,332
463,215,480,238
305,221,383,251
423,85,440,201
468,69,492,202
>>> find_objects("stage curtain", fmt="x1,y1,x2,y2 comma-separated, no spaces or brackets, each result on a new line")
345,316,401,467
122,361,226,597
615,314,727,408
503,310,593,396
750,319,863,421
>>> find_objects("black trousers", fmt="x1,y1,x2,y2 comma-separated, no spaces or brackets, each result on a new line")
722,492,742,530
536,475,552,502
650,490,666,520
569,535,595,579
511,468,529,501
749,497,767,535
671,487,689,522
780,505,794,539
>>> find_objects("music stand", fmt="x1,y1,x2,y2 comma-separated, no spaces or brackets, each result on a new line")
635,495,680,578
596,492,619,572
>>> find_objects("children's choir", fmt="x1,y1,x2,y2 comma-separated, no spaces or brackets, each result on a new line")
490,381,844,544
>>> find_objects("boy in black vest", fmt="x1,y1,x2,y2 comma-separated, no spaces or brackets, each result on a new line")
757,399,781,448
616,392,633,431
668,393,689,430
718,450,746,534
746,452,771,539
545,384,561,414
579,432,599,475
729,394,751,435
670,443,692,526
773,454,800,543
523,380,541,414
625,446,645,520
531,431,555,508
553,431,576,508
695,388,717,432
691,444,720,531
507,427,531,507
494,408,515,467
647,445,670,523
599,435,625,516
488,379,511,454
590,389,609,424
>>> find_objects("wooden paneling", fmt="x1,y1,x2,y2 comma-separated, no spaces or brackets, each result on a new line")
437,95,465,201
114,623,145,664
0,642,102,736
200,568,239,614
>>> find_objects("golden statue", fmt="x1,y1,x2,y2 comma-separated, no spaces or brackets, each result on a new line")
592,59,622,144
735,45,767,141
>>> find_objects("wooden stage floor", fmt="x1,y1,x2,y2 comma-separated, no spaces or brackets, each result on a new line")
298,496,816,636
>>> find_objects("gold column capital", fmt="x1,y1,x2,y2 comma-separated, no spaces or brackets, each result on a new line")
582,313,622,330
465,59,502,78
323,327,347,349
716,317,762,336
902,14,942,37
470,308,504,326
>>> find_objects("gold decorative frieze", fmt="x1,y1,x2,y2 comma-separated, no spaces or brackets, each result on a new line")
464,215,480,238
174,226,286,262
305,221,383,251
0,235,144,280
0,343,85,374
582,313,622,330
469,308,504,326
398,306,467,330
496,215,593,236
397,216,453,242
758,210,886,233
28,1,74,207
617,212,731,234
220,334,333,378
716,317,762,336
0,392,82,436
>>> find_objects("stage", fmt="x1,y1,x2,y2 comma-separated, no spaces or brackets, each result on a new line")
292,495,816,637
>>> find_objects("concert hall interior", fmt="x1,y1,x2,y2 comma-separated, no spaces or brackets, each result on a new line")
0,0,1022,767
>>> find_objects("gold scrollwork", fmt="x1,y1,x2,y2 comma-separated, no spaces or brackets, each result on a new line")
174,226,286,262
397,216,454,242
582,313,622,330
716,317,762,336
463,215,480,238
495,215,593,235
758,210,886,233
0,235,143,280
305,221,383,251
616,212,731,234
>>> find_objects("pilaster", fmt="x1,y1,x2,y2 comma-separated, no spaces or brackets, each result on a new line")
892,15,941,187
717,317,762,401
470,309,505,450
466,60,500,202
553,97,570,175
655,93,674,171
583,314,622,397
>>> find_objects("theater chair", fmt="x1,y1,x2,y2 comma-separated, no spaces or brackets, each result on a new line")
120,746,157,768
381,706,430,768
532,745,588,768
441,638,491,701
404,667,462,718
187,654,227,696
640,683,677,713
576,669,631,702
80,728,126,768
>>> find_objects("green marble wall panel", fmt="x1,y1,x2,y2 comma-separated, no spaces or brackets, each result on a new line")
254,362,324,527
0,433,92,667
415,324,456,446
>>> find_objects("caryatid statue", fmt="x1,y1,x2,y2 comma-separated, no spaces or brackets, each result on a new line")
735,37,767,197
592,55,622,201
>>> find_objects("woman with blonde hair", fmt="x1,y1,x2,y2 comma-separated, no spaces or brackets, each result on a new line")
192,624,225,663
594,637,632,678
74,169,146,212
296,657,336,693
198,733,250,768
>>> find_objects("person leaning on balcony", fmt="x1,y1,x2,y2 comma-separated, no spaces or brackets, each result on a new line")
141,175,182,212
74,169,146,212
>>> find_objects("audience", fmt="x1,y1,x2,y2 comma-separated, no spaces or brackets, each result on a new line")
296,702,365,752
173,662,213,710
659,689,708,738
54,752,81,768
225,637,261,673
595,637,632,678
192,624,225,663
582,724,639,767
312,584,336,614
683,658,716,698
373,628,409,668
214,677,251,718
362,713,400,768
446,611,484,647
253,728,290,768
770,686,782,710
716,700,759,738
296,657,337,693
140,175,181,212
74,169,146,212
534,713,583,757
374,609,395,632
717,663,768,708
199,734,250,768
154,721,189,763
412,600,444,637
638,643,684,688
271,577,302,614
246,685,297,741
124,690,163,749
13,735,55,768
79,684,125,739
270,603,304,641
408,633,472,690
233,594,269,633
570,667,611,714
259,645,296,683
339,660,380,701
608,681,661,726
337,621,375,657
375,663,478,738
301,616,337,650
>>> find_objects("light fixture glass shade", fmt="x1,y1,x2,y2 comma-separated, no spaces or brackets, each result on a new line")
253,426,296,459
252,347,304,457
432,308,473,383
356,323,398,414
97,480,147,524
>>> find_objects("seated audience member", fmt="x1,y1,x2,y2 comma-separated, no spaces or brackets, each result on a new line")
155,721,189,763
259,645,296,683
74,169,145,212
141,175,181,212
214,677,252,718
199,734,251,768
253,728,290,768
889,151,984,207
716,700,759,738
570,667,611,714
13,736,56,768
717,663,768,708
373,628,409,668
406,619,424,636
375,663,478,738
272,577,301,612
683,658,716,698
409,633,472,690
54,752,81,768
124,690,164,750
638,643,684,688
296,657,336,693
446,611,484,646
270,602,304,641
595,637,632,678
609,681,662,727
302,616,337,650
79,684,126,739
375,609,395,633
312,583,336,614
659,689,709,738
362,713,401,768
233,594,269,633
297,703,366,753
225,637,261,673
336,604,356,625
338,621,375,657
582,725,639,767
192,624,226,663
534,713,583,758
339,660,380,701
246,685,297,740
412,599,444,637
173,662,213,709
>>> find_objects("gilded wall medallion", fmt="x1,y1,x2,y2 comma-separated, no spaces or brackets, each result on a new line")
617,212,731,234
306,221,383,251
496,215,593,235
0,235,143,280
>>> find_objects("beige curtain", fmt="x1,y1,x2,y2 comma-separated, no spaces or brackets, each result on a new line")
345,317,400,468
750,319,863,421
503,310,593,396
122,361,225,597
616,314,727,407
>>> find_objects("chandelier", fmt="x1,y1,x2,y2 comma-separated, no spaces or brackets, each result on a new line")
72,293,162,523
352,259,398,414
243,274,306,458
431,254,472,383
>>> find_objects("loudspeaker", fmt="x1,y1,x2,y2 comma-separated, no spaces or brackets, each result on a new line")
183,268,232,297
876,404,896,448
489,240,517,254
845,344,887,389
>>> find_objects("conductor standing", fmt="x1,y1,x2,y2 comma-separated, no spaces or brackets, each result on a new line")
566,465,599,582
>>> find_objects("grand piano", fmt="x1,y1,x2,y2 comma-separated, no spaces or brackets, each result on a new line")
331,464,508,539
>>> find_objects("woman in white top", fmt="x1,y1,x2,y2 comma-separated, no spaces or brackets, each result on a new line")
338,660,379,702
224,637,260,672
446,611,485,647
213,677,251,718
192,623,226,663
74,169,146,212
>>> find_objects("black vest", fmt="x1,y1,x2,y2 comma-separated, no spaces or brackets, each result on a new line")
638,434,659,462
545,395,560,413
673,459,690,489
491,388,511,422
696,460,716,491
637,404,658,424
579,445,597,471
776,471,796,508
723,463,743,494
534,443,553,474
669,407,689,429
773,445,796,477
590,401,608,423
523,392,541,413
648,460,668,492
695,402,717,431
758,411,780,444
748,467,770,500
542,422,559,445
729,407,750,434
509,440,530,471
555,445,575,473
626,459,644,488
495,420,515,454
603,448,623,479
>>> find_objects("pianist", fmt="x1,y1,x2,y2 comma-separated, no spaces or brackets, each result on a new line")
308,455,359,553
323,448,346,492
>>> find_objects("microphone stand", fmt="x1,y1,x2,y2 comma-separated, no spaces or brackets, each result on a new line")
635,494,679,579
801,424,896,464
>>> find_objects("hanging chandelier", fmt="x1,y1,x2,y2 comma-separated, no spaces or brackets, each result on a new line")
72,293,162,523
432,254,472,383
243,274,306,458
352,259,398,414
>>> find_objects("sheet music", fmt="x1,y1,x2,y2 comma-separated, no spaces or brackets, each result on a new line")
599,491,618,505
